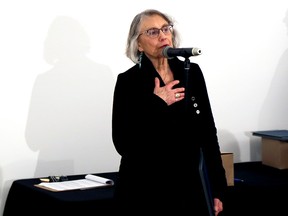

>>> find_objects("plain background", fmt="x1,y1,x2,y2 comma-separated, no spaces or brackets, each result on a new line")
1,0,288,214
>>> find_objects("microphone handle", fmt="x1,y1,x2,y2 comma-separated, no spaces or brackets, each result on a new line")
162,46,202,58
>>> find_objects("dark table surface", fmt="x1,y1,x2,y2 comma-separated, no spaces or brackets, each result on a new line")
222,162,288,216
4,162,288,216
3,172,118,216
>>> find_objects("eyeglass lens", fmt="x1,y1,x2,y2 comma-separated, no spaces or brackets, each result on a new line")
146,25,172,38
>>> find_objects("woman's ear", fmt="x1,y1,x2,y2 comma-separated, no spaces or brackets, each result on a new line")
138,42,144,52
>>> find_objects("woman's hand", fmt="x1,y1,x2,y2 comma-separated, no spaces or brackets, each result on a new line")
214,198,224,216
153,77,185,106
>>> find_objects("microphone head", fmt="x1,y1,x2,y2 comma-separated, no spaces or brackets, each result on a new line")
162,46,202,58
191,47,202,56
162,46,173,58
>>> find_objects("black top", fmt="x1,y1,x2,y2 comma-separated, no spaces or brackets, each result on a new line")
112,54,227,215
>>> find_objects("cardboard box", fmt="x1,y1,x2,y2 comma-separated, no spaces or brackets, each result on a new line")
262,138,288,169
221,152,234,186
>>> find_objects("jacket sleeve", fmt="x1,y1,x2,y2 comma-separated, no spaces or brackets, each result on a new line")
112,71,167,157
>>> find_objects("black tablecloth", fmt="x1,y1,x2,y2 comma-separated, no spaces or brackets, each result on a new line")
223,162,288,216
3,172,118,216
4,162,288,216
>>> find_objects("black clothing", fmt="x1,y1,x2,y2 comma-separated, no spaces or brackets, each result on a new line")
112,54,227,215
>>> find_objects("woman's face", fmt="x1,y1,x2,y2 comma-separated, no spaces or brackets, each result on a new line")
137,14,173,60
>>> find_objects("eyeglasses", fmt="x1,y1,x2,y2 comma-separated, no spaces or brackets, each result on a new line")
138,25,173,38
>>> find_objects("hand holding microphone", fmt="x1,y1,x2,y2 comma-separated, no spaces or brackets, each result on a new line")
162,46,202,58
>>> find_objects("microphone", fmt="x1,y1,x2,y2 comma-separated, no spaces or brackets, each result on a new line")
162,46,202,58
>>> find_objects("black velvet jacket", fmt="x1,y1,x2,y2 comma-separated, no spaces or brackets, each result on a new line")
112,54,227,214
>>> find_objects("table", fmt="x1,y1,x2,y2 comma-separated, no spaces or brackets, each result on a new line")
4,163,288,216
3,172,118,216
223,162,288,216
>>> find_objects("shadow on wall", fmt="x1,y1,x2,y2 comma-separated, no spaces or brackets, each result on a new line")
217,129,240,162
218,129,262,163
25,16,119,178
258,9,288,130
245,131,261,161
0,168,3,213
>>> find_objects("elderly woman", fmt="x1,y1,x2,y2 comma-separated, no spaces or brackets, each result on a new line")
112,9,227,215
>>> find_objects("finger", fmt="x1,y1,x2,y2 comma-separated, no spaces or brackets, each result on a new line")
154,77,160,88
174,92,185,98
166,79,180,88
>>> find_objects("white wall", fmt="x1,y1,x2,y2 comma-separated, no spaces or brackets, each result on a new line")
1,0,288,214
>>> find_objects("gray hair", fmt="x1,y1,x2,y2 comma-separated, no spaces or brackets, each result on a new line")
126,9,181,64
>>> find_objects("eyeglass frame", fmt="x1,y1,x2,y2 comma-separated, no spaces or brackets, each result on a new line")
138,24,174,38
